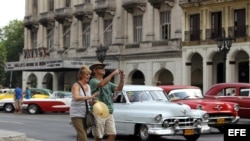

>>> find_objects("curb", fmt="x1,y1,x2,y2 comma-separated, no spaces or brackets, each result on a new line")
0,130,26,141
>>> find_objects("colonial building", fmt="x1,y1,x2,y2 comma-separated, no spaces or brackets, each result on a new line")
5,0,249,92
180,0,250,91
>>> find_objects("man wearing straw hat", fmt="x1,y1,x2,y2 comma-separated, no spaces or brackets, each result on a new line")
89,62,125,141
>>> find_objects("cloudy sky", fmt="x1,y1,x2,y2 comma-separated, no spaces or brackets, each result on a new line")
0,0,25,28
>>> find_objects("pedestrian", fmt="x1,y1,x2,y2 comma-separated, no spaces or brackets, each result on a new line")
24,86,31,99
70,65,99,141
89,62,125,141
14,84,23,113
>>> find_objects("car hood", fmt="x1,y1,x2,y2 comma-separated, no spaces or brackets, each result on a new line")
174,99,235,111
127,101,196,117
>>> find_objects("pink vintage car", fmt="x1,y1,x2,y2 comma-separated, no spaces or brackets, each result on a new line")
203,82,250,118
159,85,240,132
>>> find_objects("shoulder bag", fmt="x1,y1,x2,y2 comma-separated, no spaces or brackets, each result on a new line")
77,82,96,129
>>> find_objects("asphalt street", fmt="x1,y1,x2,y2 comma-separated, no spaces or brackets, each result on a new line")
1,111,249,141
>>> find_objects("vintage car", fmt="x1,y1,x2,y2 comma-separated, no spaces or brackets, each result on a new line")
0,90,72,114
96,85,210,141
0,88,52,100
203,82,250,118
159,85,240,132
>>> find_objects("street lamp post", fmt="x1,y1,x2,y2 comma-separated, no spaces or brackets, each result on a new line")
96,44,108,63
217,33,233,82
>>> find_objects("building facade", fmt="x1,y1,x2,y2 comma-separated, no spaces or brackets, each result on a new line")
5,0,250,92
180,0,250,91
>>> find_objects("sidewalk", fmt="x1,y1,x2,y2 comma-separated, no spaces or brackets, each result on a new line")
0,130,42,141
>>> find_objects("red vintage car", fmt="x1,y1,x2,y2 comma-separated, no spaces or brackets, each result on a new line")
159,85,240,132
203,82,250,118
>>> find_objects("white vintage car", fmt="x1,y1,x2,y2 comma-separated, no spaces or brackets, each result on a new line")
89,85,210,141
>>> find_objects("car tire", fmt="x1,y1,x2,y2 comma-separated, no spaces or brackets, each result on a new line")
27,104,40,114
4,103,14,113
184,134,200,141
138,124,151,141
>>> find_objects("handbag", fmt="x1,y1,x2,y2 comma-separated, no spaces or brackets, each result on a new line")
77,82,96,129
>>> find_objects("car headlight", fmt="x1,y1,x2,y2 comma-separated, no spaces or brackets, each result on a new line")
234,104,239,112
154,114,162,121
196,105,203,110
202,113,209,120
162,120,169,128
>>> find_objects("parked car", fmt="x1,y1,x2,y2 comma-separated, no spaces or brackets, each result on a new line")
203,82,250,118
0,89,15,100
0,90,72,114
30,88,53,98
0,88,52,100
159,85,240,132
103,85,210,141
0,88,14,94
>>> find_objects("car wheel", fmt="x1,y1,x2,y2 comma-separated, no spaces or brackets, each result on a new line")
27,104,40,114
138,124,151,141
184,134,200,141
4,103,14,113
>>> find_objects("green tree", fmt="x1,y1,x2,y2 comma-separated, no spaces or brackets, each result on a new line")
0,20,24,87
0,42,7,86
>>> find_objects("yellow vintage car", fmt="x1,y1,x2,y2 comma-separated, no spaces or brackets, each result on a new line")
0,88,52,100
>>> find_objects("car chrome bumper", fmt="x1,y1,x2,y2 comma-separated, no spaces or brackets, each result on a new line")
232,116,240,123
148,126,204,135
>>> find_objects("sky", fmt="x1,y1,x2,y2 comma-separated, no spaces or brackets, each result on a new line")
0,0,25,28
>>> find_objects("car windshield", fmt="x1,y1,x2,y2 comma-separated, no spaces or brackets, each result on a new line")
168,89,203,100
51,91,72,98
126,90,168,102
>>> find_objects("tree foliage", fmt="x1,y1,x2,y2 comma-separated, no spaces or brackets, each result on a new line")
0,20,24,87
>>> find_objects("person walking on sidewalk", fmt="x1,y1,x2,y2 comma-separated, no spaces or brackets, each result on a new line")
14,84,23,113
70,65,99,141
89,62,125,141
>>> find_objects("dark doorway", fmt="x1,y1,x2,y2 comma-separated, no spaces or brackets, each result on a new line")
238,62,249,82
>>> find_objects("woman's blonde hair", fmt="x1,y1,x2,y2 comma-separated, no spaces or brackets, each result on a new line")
78,65,91,80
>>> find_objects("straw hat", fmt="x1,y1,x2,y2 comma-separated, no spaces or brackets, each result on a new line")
92,101,109,118
89,62,107,71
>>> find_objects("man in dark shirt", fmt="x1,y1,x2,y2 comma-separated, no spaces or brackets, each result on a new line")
14,85,23,113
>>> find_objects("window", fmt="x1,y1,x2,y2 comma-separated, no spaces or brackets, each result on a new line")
48,0,54,11
240,89,250,96
31,30,37,48
47,29,54,50
160,11,171,40
190,14,200,41
63,26,71,48
211,12,222,39
104,19,112,45
65,0,71,7
85,0,91,3
82,22,90,48
133,15,142,43
234,9,246,38
33,0,38,15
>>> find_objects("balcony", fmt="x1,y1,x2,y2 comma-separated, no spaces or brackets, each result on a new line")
73,3,93,21
55,7,73,24
229,25,248,41
148,0,175,9
24,15,39,30
179,0,201,7
122,0,146,13
94,0,116,17
39,11,55,28
179,0,234,7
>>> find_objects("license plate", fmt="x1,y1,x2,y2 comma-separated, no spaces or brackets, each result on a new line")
217,118,225,124
184,129,194,135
